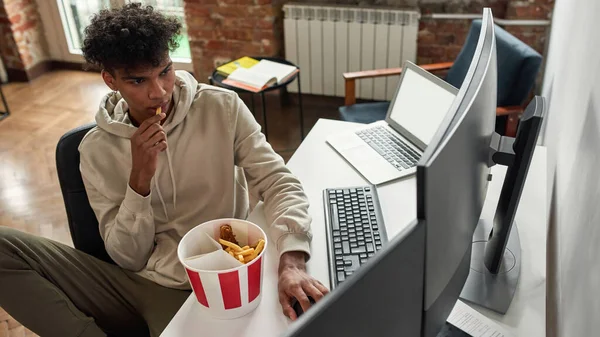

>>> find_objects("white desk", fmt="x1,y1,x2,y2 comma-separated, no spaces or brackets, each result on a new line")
161,119,546,337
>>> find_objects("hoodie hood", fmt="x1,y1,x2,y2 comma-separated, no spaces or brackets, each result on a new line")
95,70,198,138
94,70,199,221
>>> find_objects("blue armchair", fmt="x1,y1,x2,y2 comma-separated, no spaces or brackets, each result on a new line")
339,19,542,137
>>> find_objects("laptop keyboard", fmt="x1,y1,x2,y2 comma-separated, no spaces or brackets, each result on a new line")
356,126,421,170
324,186,387,288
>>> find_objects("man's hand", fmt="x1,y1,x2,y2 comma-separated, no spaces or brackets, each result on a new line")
278,251,329,321
129,113,167,196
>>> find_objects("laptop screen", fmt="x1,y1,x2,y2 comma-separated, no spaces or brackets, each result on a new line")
387,66,457,147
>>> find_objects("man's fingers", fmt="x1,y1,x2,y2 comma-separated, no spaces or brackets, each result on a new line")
313,280,330,296
289,285,311,314
144,131,167,149
138,113,165,134
279,291,297,321
152,140,168,154
304,283,325,302
140,123,164,142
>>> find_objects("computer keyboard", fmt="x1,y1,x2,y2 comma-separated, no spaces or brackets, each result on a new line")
356,126,421,170
324,186,387,288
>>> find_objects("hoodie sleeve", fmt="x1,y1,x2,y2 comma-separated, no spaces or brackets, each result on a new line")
231,94,312,259
79,142,156,271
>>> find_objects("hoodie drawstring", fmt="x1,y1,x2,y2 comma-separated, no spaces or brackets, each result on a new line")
153,147,177,221
153,168,170,222
165,147,177,211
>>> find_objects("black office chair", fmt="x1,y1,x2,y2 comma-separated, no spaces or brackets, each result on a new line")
56,124,153,336
56,123,114,264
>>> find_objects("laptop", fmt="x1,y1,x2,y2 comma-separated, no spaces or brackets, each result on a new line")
327,61,459,185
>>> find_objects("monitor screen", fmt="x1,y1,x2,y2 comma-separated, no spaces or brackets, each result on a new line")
387,65,458,147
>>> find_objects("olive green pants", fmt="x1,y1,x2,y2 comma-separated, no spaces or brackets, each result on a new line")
0,226,190,337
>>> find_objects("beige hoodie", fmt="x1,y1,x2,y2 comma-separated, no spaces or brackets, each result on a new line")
78,70,312,289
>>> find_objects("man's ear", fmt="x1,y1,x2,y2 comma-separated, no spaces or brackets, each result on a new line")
101,70,117,91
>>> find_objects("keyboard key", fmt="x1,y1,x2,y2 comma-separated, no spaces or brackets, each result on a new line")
368,253,375,258
335,249,342,255
352,246,366,254
337,265,344,271
344,255,359,269
360,253,367,258
334,243,342,249
337,272,345,282
342,242,350,254
331,207,340,230
367,243,375,252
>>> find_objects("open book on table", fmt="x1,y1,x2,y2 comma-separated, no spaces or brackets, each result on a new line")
222,59,299,92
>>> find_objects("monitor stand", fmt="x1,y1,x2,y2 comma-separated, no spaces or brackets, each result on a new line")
459,218,521,314
461,96,545,315
459,131,523,314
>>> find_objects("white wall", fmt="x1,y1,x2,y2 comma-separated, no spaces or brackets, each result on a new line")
541,0,600,335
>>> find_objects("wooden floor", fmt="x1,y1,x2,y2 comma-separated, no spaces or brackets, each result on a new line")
0,69,342,247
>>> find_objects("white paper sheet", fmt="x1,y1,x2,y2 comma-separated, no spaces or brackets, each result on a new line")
446,300,514,337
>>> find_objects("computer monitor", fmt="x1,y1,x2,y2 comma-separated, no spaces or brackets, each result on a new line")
415,7,497,336
281,7,544,337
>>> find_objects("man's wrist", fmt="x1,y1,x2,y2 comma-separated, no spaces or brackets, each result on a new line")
279,251,307,273
129,173,151,196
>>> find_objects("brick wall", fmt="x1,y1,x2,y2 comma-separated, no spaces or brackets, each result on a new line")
0,0,49,80
0,0,23,72
184,0,554,83
184,0,280,82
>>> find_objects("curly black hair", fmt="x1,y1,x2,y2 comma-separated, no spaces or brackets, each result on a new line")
82,3,182,71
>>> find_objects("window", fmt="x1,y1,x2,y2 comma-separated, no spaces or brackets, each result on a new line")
57,0,191,62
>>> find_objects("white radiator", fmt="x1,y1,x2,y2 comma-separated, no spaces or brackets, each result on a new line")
283,4,420,100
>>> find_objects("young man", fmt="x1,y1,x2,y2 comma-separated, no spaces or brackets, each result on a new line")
0,3,327,337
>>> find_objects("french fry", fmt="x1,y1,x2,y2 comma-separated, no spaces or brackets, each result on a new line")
245,239,265,262
219,239,243,252
254,239,265,256
156,106,161,115
237,255,244,263
239,248,254,256
241,245,250,250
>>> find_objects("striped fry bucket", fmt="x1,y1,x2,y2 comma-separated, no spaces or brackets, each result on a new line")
177,218,267,319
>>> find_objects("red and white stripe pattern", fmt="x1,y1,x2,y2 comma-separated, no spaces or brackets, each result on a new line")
185,255,264,310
